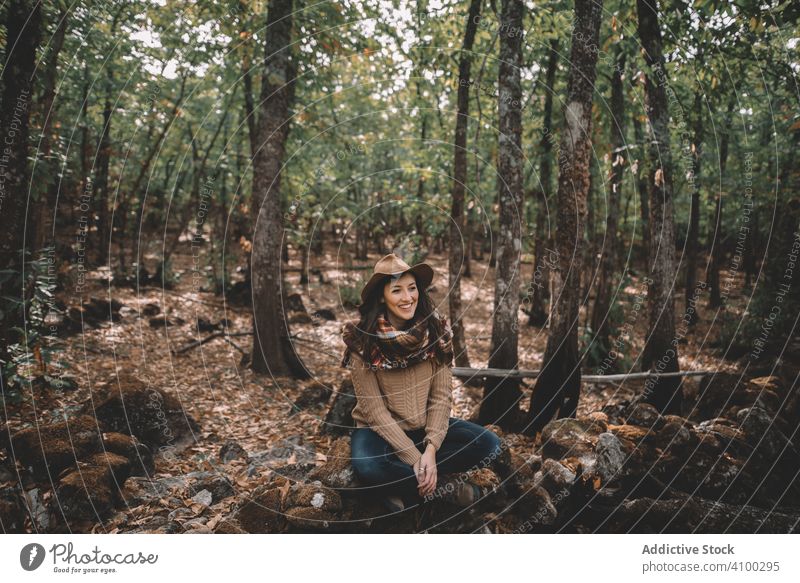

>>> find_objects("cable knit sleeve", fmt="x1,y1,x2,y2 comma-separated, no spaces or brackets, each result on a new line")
349,355,423,467
424,359,453,451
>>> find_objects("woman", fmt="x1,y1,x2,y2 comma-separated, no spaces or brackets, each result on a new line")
341,253,503,513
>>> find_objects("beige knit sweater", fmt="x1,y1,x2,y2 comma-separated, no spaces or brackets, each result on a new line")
348,353,453,466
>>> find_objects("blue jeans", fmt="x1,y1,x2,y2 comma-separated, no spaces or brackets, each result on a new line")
350,417,503,503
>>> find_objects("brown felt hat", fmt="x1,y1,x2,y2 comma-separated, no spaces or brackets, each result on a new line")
359,253,435,303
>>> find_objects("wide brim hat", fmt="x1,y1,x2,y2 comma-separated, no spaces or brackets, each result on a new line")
359,253,435,303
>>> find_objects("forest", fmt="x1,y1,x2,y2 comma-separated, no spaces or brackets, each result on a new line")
1,0,799,535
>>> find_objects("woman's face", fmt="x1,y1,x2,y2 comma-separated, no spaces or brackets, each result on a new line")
382,272,419,324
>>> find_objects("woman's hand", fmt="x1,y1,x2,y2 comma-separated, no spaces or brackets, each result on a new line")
414,445,438,497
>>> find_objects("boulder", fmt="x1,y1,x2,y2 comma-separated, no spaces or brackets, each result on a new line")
540,417,606,460
235,482,287,533
288,380,332,416
90,373,200,452
219,441,249,464
102,432,154,477
0,483,27,533
10,415,104,481
319,378,356,436
624,402,664,430
306,437,358,490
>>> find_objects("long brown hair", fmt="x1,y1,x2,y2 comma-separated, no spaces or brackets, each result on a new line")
347,272,451,366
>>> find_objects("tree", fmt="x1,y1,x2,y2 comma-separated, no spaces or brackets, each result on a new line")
0,0,42,362
526,0,604,436
479,0,525,429
449,0,482,369
527,38,559,328
590,46,626,360
250,0,309,378
636,0,681,414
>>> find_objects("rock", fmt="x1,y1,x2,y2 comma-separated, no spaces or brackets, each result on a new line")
248,435,316,471
307,438,358,490
186,474,234,503
10,415,104,481
319,378,356,436
0,484,27,532
191,490,213,507
285,293,306,313
141,303,160,317
512,485,558,527
536,458,575,499
91,373,200,452
289,381,333,416
284,506,337,530
196,317,218,332
254,462,316,482
55,465,116,521
696,372,750,419
235,484,286,533
748,376,786,399
285,482,342,513
102,432,154,477
219,441,249,464
624,402,663,430
540,417,606,460
607,423,657,446
288,313,313,325
312,309,336,321
595,432,626,485
80,451,132,484
606,493,800,533
24,488,50,531
119,471,221,507
213,518,247,533
654,421,695,451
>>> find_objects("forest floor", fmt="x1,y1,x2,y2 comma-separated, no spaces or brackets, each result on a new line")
1,244,748,532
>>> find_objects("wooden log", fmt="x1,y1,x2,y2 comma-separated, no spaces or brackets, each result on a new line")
452,367,711,384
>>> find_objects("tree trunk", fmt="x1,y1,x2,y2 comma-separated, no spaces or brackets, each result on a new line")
590,50,626,363
526,0,603,436
637,0,682,414
0,0,41,360
684,90,703,326
632,113,650,267
527,39,559,328
478,0,525,430
707,98,735,308
33,7,69,252
250,0,308,378
449,0,482,370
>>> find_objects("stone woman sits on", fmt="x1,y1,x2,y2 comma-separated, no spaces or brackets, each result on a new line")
341,253,503,514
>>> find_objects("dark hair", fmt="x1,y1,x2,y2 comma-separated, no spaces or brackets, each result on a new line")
352,272,450,366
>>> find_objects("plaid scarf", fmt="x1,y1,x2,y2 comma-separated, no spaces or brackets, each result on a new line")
341,309,454,370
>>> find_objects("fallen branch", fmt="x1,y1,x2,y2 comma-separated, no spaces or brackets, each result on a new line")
452,367,712,384
172,331,253,355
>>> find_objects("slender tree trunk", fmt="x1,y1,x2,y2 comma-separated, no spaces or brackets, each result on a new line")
632,113,650,268
526,0,603,436
707,98,734,308
590,50,626,362
33,7,69,252
684,90,703,326
637,0,682,414
250,0,308,378
0,0,41,360
449,0,482,369
479,0,525,430
92,9,123,264
528,39,559,327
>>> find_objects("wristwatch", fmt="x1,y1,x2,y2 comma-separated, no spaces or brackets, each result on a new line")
423,437,435,450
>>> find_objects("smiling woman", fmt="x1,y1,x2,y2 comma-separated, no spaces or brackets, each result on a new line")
340,253,503,514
